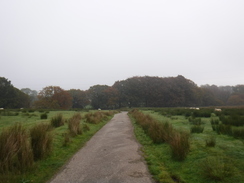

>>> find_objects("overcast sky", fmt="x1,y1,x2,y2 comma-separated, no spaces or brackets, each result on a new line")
1,0,244,92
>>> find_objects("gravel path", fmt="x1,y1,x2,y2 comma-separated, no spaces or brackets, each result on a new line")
48,112,154,183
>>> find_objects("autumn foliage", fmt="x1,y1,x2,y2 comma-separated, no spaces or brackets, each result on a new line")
34,86,72,109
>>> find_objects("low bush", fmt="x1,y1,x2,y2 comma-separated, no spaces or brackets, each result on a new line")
50,113,64,128
0,123,33,173
30,123,53,160
190,125,204,133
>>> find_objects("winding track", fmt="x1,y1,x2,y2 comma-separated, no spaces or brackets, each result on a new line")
48,112,154,183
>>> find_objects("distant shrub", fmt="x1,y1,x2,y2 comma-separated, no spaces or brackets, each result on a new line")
205,135,216,147
0,123,33,173
190,125,204,133
30,123,53,160
50,113,64,128
169,131,190,161
201,156,233,181
40,113,48,119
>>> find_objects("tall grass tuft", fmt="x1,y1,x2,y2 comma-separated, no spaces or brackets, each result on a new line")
84,111,114,124
169,131,190,161
217,124,232,135
68,113,82,136
188,116,202,125
129,109,190,161
148,121,165,144
190,125,204,133
62,133,71,147
0,123,33,173
29,123,53,160
82,124,90,132
201,156,233,181
205,135,216,147
50,113,64,128
232,126,244,139
40,113,48,119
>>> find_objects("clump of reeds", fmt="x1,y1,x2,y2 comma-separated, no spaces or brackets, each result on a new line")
50,113,64,127
232,126,244,139
148,121,174,144
0,123,33,173
217,124,232,135
205,135,216,147
68,113,83,136
169,131,190,161
40,113,48,119
82,124,90,132
129,109,190,161
62,132,71,147
84,111,111,124
188,116,202,125
190,125,204,133
29,123,53,160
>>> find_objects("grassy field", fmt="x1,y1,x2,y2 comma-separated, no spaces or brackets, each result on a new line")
0,109,116,183
130,109,244,183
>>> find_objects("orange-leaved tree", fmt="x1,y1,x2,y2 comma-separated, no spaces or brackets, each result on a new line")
34,86,72,109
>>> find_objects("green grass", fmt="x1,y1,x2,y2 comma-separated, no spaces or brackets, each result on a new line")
0,110,115,183
130,110,244,183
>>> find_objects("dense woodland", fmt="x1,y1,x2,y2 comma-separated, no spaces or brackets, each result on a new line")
0,76,244,109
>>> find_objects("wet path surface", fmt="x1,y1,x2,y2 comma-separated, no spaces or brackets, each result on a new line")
49,112,154,183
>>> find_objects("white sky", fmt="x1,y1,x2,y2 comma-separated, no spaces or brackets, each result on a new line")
1,0,244,92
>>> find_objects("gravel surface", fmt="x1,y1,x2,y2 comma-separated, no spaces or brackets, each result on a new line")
48,112,154,183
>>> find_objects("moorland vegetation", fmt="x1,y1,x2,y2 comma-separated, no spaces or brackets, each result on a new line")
0,109,117,183
129,107,244,183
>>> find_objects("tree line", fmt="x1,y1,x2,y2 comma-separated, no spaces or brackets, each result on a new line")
1,76,244,109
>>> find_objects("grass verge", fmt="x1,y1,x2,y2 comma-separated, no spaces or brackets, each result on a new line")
129,109,244,183
0,110,116,183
